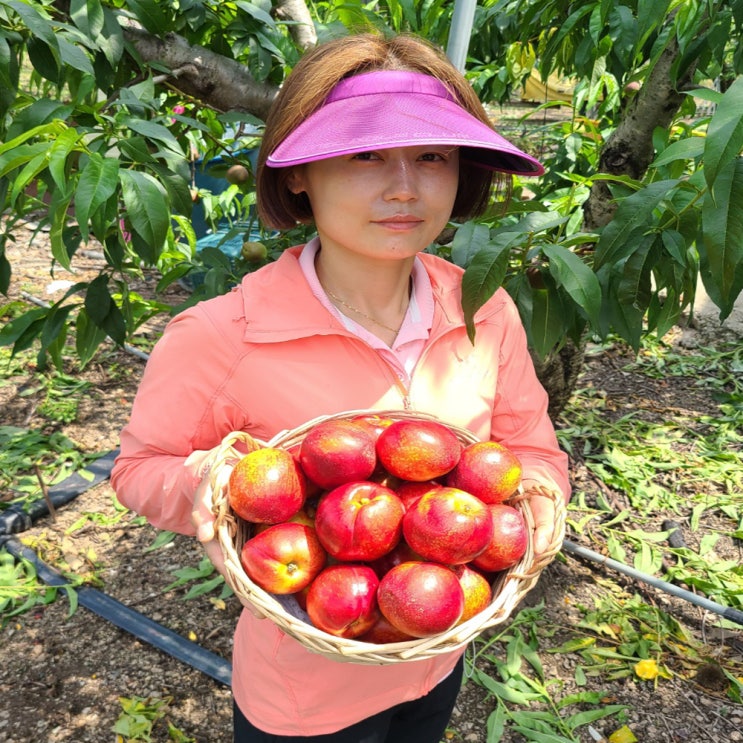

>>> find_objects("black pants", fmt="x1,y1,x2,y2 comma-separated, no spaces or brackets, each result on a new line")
233,656,464,743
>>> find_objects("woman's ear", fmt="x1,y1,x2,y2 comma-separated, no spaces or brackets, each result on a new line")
286,167,305,195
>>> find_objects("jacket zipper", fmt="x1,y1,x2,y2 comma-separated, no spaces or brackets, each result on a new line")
393,377,412,410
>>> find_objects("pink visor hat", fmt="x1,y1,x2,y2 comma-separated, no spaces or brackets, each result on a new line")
266,70,544,176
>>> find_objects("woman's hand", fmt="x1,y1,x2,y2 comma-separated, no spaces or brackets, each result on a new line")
191,469,229,577
526,489,564,556
530,494,555,555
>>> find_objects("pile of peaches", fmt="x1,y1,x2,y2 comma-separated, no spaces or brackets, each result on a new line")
228,415,528,643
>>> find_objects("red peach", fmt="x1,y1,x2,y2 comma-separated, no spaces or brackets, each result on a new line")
376,419,461,481
377,562,464,638
240,522,326,594
471,504,528,573
402,487,493,565
299,420,377,489
306,564,380,638
228,447,306,524
446,441,522,504
314,481,405,562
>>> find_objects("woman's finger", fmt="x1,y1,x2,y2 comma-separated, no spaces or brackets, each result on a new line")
529,494,556,556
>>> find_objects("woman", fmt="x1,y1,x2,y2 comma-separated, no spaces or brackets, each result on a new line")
111,32,570,743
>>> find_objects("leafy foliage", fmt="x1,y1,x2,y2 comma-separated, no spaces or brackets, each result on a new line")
0,548,78,627
1,0,742,368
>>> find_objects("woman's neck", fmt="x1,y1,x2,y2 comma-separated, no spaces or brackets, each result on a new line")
314,245,414,341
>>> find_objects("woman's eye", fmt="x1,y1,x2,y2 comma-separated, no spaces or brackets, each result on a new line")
420,151,449,162
351,151,379,161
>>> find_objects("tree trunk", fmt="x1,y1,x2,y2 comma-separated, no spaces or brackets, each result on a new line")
120,2,317,119
583,33,695,230
538,33,696,416
531,336,587,421
274,0,317,50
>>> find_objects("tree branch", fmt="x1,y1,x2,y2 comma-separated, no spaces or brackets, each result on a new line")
122,27,279,119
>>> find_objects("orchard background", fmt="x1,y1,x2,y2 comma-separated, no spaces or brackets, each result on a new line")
1,2,743,741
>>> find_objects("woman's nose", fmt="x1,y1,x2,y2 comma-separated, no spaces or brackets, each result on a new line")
383,157,418,201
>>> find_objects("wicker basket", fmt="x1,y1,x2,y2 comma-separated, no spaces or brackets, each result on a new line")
210,409,566,664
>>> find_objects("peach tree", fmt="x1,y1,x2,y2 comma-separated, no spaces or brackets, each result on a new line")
0,0,741,411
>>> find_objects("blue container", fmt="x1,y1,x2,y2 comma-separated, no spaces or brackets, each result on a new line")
191,148,259,243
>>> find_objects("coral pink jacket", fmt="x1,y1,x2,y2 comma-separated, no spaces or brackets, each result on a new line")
111,246,570,736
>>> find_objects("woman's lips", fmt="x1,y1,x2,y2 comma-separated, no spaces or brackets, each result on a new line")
374,215,423,230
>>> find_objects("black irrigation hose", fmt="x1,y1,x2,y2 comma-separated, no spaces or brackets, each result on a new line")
0,450,120,536
1,534,232,687
562,538,743,627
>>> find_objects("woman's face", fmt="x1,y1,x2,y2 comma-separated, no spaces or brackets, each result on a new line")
289,145,459,263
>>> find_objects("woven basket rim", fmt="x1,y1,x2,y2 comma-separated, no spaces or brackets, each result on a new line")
210,409,566,664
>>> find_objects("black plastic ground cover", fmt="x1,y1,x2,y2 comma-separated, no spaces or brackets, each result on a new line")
0,449,120,536
1,534,232,686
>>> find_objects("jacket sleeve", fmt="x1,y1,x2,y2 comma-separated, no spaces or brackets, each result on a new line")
110,301,249,534
489,295,571,504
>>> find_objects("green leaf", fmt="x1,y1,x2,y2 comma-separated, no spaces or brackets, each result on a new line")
461,242,512,342
548,637,596,654
528,286,566,359
7,1,59,48
148,163,193,217
119,169,170,253
125,0,173,34
606,533,627,564
26,37,61,83
472,667,542,704
235,1,277,28
543,243,601,321
47,127,80,193
652,137,704,169
98,6,125,66
0,307,46,349
40,304,74,352
84,275,126,344
593,180,678,270
509,727,573,743
0,252,10,295
704,77,743,189
5,100,74,141
49,194,75,271
485,704,505,743
450,221,492,267
62,584,79,617
70,0,105,39
182,575,224,600
75,307,108,368
75,154,120,242
57,36,94,75
120,116,183,154
699,157,743,320
634,541,663,575
8,151,47,203
0,122,67,158
564,705,628,728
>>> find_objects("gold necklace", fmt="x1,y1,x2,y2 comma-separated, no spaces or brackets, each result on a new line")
325,289,402,334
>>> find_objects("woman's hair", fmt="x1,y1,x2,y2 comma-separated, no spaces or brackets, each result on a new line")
256,33,510,230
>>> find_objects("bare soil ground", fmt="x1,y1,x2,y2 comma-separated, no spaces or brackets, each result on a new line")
1,218,742,743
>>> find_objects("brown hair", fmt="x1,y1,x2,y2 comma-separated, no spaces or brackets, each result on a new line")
256,33,510,230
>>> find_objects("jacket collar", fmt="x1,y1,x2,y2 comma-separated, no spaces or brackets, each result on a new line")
239,245,469,343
